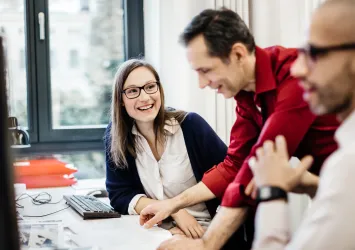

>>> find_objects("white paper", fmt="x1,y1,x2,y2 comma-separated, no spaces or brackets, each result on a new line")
19,221,64,249
68,216,172,250
71,179,105,190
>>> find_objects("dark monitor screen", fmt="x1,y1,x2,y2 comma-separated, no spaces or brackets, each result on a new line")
0,36,20,250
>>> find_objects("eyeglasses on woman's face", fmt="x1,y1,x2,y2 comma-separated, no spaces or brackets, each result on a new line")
121,81,159,99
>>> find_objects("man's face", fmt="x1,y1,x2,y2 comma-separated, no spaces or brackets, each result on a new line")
291,8,355,118
186,35,246,99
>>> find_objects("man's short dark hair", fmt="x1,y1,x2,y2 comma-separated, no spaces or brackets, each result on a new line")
179,8,255,60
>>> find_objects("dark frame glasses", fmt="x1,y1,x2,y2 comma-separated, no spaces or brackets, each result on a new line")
121,81,160,99
299,43,355,61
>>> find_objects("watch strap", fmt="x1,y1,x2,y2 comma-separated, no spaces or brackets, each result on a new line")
256,186,288,203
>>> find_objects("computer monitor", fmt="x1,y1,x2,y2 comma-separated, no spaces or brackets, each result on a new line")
0,36,20,250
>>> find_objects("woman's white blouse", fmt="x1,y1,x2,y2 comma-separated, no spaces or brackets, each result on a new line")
127,120,211,224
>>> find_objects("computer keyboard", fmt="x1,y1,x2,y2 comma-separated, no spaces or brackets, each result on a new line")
64,195,121,220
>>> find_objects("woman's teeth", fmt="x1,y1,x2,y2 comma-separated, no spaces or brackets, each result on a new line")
138,104,153,111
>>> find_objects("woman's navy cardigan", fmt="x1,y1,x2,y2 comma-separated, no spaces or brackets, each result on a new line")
104,112,227,218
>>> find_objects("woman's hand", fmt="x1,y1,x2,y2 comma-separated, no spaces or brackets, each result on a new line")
171,209,205,239
168,226,186,236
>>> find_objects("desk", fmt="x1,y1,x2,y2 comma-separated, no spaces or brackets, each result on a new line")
16,179,171,250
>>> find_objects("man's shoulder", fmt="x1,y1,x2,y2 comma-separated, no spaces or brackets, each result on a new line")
264,45,298,59
265,45,298,68
265,46,299,85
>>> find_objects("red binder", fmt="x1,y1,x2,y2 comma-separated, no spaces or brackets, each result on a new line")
14,158,78,188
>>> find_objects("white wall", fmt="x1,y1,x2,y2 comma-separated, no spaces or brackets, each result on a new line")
251,0,324,47
144,0,217,132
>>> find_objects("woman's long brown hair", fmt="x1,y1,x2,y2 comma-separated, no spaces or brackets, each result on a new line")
110,59,186,168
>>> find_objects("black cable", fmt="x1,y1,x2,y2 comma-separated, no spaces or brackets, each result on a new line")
21,206,70,218
16,202,24,209
16,192,63,205
16,191,69,218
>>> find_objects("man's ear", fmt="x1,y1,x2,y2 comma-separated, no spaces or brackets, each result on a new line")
230,43,248,62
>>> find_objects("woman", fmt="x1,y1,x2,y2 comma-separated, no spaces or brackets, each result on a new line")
104,59,227,239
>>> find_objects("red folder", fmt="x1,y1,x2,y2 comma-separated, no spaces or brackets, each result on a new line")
14,158,78,188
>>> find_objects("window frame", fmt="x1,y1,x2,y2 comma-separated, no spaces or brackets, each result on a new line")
18,0,144,155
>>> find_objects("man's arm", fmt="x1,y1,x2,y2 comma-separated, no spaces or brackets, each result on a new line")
294,171,319,198
140,182,215,228
245,170,319,199
253,201,289,250
249,136,313,250
142,187,250,249
222,77,317,208
253,150,355,249
201,94,261,198
171,182,215,209
141,109,260,227
157,206,248,250
202,206,248,249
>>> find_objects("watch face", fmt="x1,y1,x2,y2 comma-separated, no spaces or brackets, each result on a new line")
260,187,271,199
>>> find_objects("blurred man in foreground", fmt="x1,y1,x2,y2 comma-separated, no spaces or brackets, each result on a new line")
250,0,355,249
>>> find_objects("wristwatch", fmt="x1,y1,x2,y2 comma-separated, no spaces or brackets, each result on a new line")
256,186,288,203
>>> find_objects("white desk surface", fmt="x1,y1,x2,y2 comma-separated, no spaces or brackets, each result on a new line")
16,179,171,250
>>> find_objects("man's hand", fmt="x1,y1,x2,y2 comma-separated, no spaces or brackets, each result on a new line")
158,206,246,250
292,170,319,197
248,135,314,191
244,178,257,199
169,226,185,236
171,209,205,239
245,170,319,199
157,236,207,250
140,182,215,229
140,199,178,229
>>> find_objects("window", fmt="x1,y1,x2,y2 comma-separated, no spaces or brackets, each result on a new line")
48,0,124,129
69,49,79,68
20,49,25,69
0,0,144,154
80,0,89,12
0,1,28,128
57,151,106,179
50,49,56,68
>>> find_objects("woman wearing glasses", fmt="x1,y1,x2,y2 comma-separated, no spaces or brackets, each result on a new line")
104,59,227,238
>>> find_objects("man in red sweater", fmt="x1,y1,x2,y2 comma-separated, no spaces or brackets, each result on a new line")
140,8,339,250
